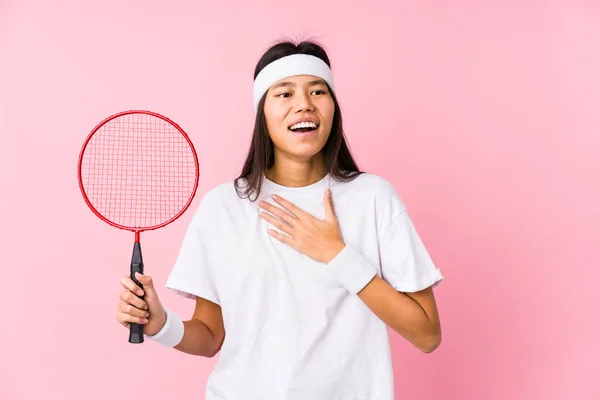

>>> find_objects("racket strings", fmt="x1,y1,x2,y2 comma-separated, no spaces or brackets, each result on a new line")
80,113,197,229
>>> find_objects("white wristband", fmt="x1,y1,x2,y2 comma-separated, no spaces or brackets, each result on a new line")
326,244,377,294
144,308,184,347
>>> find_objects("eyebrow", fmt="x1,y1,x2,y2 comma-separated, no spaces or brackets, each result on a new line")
270,79,327,90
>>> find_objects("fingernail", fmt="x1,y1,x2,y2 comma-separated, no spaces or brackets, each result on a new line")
272,194,279,200
145,312,150,317
138,290,144,296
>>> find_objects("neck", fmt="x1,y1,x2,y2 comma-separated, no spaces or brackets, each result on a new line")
266,153,327,188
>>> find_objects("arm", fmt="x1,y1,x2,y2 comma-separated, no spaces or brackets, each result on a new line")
173,297,225,357
357,276,441,353
257,191,442,353
324,243,442,354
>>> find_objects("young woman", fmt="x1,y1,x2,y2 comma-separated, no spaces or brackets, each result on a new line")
116,39,444,399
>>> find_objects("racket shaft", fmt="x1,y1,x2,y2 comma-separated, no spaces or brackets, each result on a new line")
129,241,144,344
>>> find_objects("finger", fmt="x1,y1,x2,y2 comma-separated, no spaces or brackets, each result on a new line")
116,315,130,328
323,189,337,221
259,200,297,224
120,276,144,297
134,272,154,288
260,212,293,234
116,311,148,326
120,290,148,310
268,229,293,245
270,194,307,219
118,301,150,319
133,273,160,299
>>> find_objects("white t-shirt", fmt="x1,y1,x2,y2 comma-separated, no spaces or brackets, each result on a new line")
165,172,443,400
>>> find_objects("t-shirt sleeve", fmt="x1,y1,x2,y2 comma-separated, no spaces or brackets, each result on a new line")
165,192,220,305
377,182,444,293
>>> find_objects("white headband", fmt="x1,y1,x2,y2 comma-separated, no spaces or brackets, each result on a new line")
253,54,335,112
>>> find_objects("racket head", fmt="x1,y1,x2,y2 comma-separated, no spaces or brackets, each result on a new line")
77,110,199,233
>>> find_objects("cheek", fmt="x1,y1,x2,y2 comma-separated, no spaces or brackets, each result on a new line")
265,107,282,126
320,102,335,130
264,110,290,145
265,104,287,127
319,98,335,120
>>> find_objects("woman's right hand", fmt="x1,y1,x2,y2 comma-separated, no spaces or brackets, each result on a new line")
116,272,166,336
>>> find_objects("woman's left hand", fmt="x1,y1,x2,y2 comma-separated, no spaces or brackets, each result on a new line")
258,189,345,264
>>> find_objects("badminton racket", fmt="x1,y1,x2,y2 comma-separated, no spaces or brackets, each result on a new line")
77,110,199,344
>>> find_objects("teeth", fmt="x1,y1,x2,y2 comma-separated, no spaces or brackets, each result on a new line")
289,121,317,130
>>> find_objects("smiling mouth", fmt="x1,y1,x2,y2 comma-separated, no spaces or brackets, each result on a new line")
288,121,319,134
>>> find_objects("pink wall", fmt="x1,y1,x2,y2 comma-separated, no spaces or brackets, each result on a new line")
1,1,598,399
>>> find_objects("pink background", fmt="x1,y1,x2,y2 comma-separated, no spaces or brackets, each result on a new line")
1,1,598,399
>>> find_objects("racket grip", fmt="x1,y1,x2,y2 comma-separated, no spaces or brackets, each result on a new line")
129,241,145,344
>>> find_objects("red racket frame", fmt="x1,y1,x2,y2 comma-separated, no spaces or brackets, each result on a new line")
77,110,200,243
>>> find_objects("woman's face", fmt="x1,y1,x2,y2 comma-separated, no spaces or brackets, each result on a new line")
263,74,335,163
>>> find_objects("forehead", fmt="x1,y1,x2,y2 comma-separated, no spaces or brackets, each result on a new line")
269,75,327,90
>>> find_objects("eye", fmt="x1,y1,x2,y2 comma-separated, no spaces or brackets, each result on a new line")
276,92,291,98
312,89,327,95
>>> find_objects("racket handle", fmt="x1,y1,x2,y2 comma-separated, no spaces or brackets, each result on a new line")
129,241,145,344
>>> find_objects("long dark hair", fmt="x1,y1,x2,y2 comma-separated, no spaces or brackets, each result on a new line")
234,39,363,201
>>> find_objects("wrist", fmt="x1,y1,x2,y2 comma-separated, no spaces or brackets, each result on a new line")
324,240,346,264
326,243,376,294
145,309,167,336
144,308,184,347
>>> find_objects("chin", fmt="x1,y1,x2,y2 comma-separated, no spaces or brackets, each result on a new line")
282,143,325,160
291,149,323,159
275,129,330,159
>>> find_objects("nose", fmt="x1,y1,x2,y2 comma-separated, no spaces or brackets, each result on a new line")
292,91,315,112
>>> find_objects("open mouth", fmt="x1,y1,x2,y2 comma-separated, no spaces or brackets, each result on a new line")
288,121,319,134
